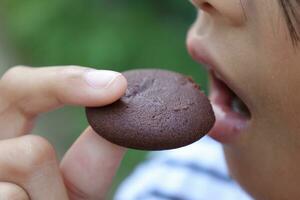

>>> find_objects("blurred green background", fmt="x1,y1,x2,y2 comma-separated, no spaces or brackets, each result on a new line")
0,0,208,199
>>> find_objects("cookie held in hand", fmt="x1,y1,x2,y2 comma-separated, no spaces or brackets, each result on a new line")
86,69,215,150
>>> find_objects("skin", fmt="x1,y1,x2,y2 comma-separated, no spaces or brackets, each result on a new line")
188,0,300,199
1,0,299,199
0,66,128,199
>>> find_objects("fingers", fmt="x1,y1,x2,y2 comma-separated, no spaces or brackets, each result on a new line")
0,135,69,200
60,127,126,200
0,65,127,138
0,182,29,200
0,65,127,115
0,66,127,199
0,182,28,200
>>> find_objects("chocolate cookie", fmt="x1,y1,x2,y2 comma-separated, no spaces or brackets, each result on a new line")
86,69,215,150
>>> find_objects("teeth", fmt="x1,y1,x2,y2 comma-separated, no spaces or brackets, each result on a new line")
231,96,250,117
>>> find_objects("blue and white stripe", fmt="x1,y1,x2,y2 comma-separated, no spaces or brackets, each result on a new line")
115,136,253,200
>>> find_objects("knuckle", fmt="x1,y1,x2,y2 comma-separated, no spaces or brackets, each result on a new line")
0,183,29,200
19,135,56,172
0,136,58,181
59,65,86,77
0,66,32,99
58,65,87,84
60,65,84,72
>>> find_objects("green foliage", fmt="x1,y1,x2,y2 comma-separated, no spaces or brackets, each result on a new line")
2,1,206,81
1,1,209,198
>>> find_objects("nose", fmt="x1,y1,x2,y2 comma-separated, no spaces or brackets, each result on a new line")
191,0,214,12
190,0,246,26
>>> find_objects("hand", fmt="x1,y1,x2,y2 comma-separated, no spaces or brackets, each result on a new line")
0,65,127,199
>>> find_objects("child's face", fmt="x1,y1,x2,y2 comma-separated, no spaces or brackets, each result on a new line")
187,0,300,199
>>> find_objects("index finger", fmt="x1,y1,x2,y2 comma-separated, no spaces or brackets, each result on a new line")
0,65,127,138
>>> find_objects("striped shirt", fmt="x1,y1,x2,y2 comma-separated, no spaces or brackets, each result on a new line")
115,136,253,200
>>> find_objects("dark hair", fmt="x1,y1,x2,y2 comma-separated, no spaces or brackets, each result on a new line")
279,0,300,45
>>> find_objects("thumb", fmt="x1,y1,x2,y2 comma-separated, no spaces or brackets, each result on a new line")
60,127,126,200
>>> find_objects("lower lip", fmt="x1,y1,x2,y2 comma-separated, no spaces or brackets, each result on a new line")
208,72,250,143
187,33,250,143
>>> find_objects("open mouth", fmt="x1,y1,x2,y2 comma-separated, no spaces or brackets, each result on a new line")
208,70,251,143
186,29,251,143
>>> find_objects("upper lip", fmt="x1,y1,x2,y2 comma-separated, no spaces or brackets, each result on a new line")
186,31,252,111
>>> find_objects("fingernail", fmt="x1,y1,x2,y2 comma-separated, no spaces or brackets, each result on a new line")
84,70,121,88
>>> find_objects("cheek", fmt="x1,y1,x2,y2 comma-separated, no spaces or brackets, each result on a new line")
224,87,300,199
250,44,300,130
215,0,300,198
236,0,300,124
